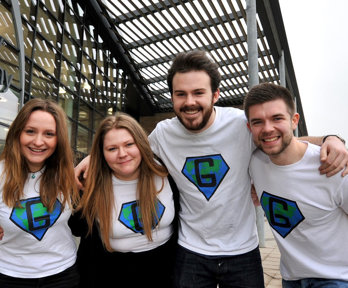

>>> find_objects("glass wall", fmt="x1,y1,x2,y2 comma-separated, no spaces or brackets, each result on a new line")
0,0,126,158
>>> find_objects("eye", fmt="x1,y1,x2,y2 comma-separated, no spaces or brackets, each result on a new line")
250,120,262,126
274,117,284,121
46,131,56,137
24,129,35,134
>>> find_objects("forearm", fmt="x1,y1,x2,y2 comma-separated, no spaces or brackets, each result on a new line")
298,136,324,146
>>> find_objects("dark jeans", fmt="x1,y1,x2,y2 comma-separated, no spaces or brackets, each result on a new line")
0,263,79,288
100,236,176,288
282,278,348,288
174,245,264,288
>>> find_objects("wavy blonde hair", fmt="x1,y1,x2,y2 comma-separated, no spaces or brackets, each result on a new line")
79,113,168,251
0,98,79,211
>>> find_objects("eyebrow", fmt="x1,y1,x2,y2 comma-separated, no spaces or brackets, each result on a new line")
173,88,207,93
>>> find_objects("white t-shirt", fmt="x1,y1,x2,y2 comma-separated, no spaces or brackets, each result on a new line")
149,106,258,256
0,161,77,278
108,175,175,253
249,143,348,281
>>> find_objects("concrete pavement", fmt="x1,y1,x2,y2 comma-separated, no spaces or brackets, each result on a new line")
260,218,282,288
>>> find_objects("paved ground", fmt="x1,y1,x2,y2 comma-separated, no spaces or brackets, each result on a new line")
260,219,282,288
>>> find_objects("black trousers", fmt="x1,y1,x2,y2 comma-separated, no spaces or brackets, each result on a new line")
0,263,79,288
100,236,176,288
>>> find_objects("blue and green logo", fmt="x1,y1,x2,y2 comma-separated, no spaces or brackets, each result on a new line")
182,154,229,201
261,191,305,238
119,199,165,234
10,197,62,240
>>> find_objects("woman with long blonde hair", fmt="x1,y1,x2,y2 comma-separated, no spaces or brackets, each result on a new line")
70,113,176,287
0,98,79,287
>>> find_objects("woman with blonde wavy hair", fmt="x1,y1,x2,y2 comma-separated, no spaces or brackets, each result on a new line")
0,98,79,287
70,112,176,288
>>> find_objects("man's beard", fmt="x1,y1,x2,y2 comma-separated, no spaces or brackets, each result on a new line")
175,100,215,132
258,133,293,156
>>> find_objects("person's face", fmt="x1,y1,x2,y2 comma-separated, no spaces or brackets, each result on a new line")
103,128,142,181
20,110,58,172
247,99,299,158
171,70,219,133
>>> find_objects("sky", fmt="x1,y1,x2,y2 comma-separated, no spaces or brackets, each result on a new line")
278,0,348,143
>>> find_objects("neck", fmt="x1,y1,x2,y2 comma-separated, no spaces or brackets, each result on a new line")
270,139,307,166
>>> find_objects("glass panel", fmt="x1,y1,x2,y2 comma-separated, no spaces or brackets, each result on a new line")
97,49,105,70
24,58,32,93
82,29,97,61
93,111,104,131
0,4,16,46
80,77,95,107
36,5,63,49
0,44,20,89
95,68,103,93
64,8,82,43
58,88,78,119
0,123,10,154
40,0,64,19
23,21,35,58
67,118,73,144
60,58,79,93
33,36,60,78
31,65,58,99
78,99,92,128
76,124,89,154
62,34,80,66
66,0,84,19
95,90,107,116
81,53,95,79
19,0,38,26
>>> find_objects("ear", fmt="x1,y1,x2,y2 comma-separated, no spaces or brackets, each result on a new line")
212,88,220,104
247,122,251,131
292,113,300,130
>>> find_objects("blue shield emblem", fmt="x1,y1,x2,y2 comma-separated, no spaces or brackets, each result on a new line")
182,154,229,201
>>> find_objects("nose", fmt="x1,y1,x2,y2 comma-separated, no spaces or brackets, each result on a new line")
33,134,44,146
185,94,196,106
263,120,274,132
118,146,127,157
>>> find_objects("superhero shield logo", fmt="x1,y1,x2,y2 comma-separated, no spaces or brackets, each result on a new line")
10,197,62,241
261,191,305,238
181,154,229,201
119,199,165,234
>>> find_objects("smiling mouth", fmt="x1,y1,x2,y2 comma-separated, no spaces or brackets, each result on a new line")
181,107,202,115
29,147,46,153
263,136,279,142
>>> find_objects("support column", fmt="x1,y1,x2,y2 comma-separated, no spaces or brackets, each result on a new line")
246,0,265,248
10,0,25,109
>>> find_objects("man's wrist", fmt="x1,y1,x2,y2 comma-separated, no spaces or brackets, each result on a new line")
322,135,346,145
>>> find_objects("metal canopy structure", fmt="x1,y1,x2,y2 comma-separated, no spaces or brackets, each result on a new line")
81,0,306,136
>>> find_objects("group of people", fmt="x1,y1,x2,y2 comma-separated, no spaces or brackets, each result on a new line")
0,50,347,288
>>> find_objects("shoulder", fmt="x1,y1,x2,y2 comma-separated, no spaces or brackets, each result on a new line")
216,106,246,119
149,116,182,144
301,142,321,162
250,150,270,172
215,106,247,128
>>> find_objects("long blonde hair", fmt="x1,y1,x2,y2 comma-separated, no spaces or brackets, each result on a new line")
79,113,168,251
0,98,79,211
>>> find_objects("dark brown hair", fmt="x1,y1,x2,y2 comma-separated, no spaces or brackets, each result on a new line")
244,82,296,120
167,50,221,95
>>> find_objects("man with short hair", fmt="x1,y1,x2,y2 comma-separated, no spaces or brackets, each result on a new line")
245,82,348,288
